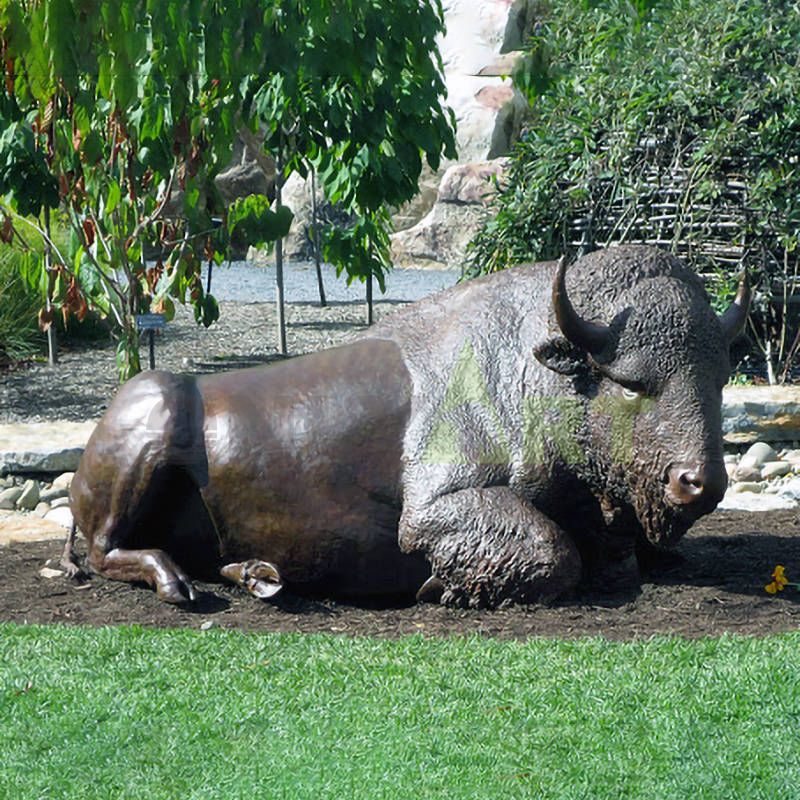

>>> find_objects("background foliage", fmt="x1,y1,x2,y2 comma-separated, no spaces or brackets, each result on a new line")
469,0,800,383
0,0,455,379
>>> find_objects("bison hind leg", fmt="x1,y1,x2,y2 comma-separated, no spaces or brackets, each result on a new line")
86,463,221,602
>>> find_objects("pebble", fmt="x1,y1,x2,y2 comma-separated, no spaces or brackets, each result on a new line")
200,620,216,631
50,496,70,509
16,479,40,511
38,566,64,579
723,454,739,464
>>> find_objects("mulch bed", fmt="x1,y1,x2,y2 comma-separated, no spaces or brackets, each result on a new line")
2,510,799,640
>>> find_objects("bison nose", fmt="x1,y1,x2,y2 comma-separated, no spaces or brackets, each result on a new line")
665,461,727,511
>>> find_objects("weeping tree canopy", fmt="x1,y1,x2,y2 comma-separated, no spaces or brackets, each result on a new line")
470,0,800,383
0,0,456,380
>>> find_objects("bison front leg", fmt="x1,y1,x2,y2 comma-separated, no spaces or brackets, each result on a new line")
400,486,580,608
89,546,197,604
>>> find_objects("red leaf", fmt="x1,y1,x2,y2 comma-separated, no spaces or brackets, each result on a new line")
82,218,95,246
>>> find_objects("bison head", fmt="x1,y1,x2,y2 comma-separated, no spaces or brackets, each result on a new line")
536,245,749,546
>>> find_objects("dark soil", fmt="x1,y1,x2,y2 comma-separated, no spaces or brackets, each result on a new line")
3,509,799,640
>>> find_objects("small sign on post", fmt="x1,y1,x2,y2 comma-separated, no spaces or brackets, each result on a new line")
136,313,166,370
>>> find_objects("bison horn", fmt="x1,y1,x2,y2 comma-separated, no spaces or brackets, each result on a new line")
552,256,611,355
719,270,751,343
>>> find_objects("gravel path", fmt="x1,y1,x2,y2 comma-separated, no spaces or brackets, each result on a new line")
0,263,459,424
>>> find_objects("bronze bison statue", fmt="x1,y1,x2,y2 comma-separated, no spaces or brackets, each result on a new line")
65,245,749,608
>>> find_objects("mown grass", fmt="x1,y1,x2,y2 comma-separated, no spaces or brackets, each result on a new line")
1,624,798,799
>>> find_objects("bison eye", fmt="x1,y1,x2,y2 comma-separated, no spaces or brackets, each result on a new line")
621,387,641,402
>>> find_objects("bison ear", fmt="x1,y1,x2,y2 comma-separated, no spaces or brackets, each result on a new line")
533,337,588,375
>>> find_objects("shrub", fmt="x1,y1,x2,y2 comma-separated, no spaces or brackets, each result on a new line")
468,0,800,383
0,247,40,365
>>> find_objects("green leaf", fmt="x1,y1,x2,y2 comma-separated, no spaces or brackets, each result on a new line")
227,195,293,247
106,181,122,215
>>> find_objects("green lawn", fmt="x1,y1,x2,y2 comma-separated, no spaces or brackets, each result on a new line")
1,624,798,799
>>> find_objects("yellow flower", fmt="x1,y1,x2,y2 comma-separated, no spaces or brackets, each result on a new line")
773,565,789,588
765,581,782,594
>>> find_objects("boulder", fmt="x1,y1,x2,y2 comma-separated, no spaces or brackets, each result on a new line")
780,477,800,501
390,159,507,269
437,160,506,206
215,160,273,207
390,202,491,269
722,385,800,444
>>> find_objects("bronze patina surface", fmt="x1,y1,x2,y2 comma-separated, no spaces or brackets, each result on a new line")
67,245,749,608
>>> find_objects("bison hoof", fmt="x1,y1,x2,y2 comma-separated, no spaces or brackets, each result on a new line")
158,574,197,604
221,560,283,601
60,557,86,581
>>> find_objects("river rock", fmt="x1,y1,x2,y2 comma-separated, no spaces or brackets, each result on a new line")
732,465,762,482
723,454,739,464
738,442,778,471
780,477,800,502
761,461,792,480
40,487,69,504
0,486,23,510
731,481,765,494
34,502,50,517
52,472,75,490
50,497,70,509
16,479,40,511
44,506,74,529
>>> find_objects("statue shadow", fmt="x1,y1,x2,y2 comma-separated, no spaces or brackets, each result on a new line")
561,529,800,609
642,531,800,605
